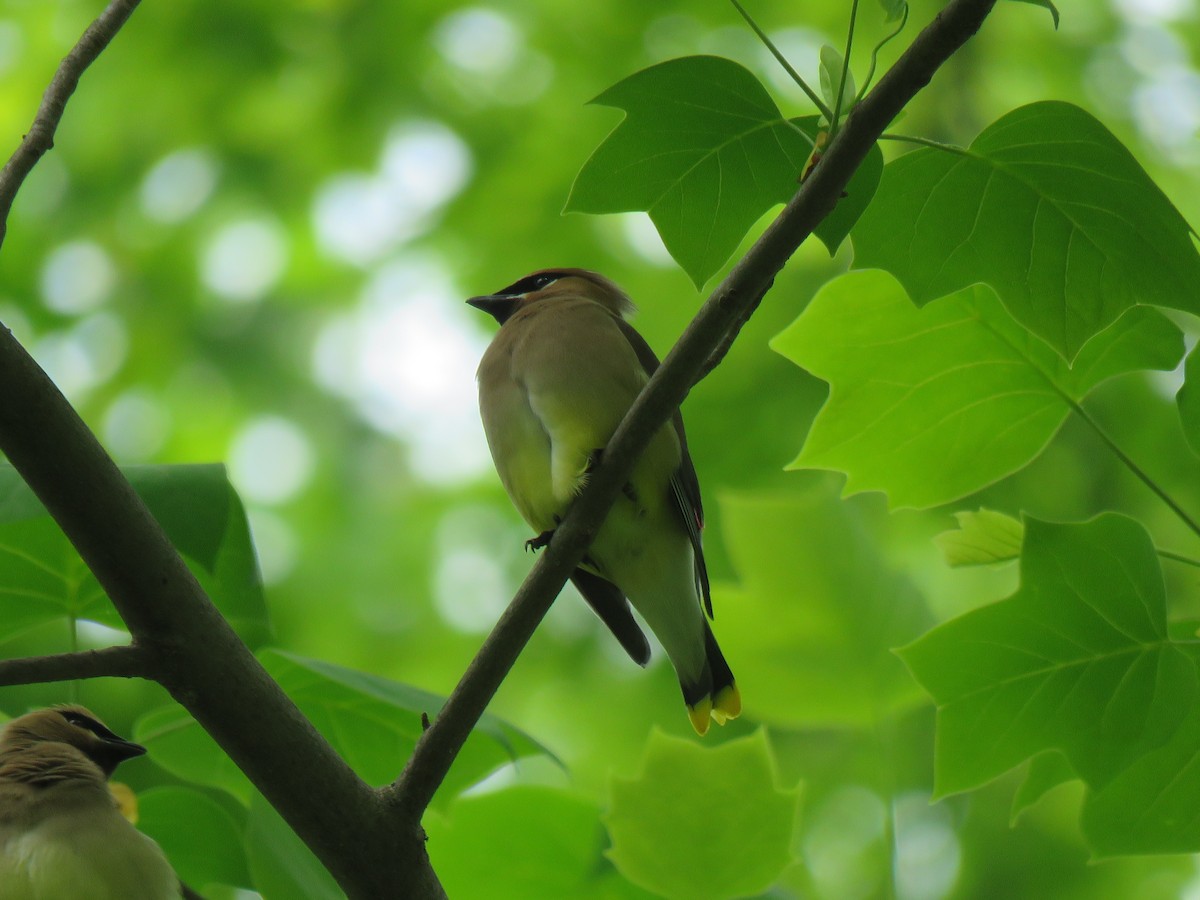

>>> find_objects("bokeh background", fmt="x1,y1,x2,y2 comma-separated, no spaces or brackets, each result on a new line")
2,0,1200,896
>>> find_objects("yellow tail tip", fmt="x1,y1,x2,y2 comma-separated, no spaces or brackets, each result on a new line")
713,682,742,722
687,697,713,735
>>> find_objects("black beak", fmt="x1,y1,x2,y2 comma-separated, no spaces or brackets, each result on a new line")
92,735,147,777
466,294,521,325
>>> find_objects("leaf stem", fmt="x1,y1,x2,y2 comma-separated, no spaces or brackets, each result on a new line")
1070,400,1200,541
830,0,862,136
879,132,969,154
729,0,833,120
857,4,910,104
1158,548,1200,570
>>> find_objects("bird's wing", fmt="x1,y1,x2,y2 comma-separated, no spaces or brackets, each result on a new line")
613,319,713,618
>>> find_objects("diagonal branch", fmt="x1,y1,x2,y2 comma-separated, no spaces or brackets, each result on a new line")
0,0,142,250
387,0,1002,820
0,645,149,687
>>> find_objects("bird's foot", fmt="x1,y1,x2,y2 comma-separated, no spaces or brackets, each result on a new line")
525,529,555,552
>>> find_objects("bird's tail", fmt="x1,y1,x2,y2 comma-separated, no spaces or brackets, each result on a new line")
681,622,741,736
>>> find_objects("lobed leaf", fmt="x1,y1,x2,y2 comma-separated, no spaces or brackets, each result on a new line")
605,729,799,900
567,56,881,286
853,102,1200,360
772,270,1183,508
898,515,1197,803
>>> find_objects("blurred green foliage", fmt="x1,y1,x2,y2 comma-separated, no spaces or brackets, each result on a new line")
2,0,1200,897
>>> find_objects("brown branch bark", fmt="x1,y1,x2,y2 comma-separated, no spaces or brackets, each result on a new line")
387,0,1002,820
0,645,148,687
0,0,142,250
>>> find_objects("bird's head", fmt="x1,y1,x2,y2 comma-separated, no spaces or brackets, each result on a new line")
467,267,634,325
0,705,146,779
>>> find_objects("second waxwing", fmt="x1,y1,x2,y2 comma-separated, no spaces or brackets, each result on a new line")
469,268,740,734
0,705,183,899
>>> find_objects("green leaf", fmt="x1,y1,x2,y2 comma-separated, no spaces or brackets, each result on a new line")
135,704,255,804
898,515,1197,799
934,509,1024,567
818,45,855,117
1081,680,1200,856
878,0,907,22
772,270,1183,508
566,56,881,285
426,786,635,899
715,488,930,727
137,650,554,806
1008,0,1060,28
245,793,343,900
1010,752,1077,823
138,786,251,891
1178,343,1200,457
605,729,799,900
0,464,268,645
853,102,1200,360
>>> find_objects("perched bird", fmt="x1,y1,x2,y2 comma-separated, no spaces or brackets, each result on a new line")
0,705,183,900
469,268,740,734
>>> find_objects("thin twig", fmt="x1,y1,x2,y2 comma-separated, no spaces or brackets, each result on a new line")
0,0,142,250
0,645,148,687
385,0,1002,821
730,0,833,120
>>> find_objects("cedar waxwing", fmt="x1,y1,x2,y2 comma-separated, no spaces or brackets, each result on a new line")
469,268,740,735
0,705,183,899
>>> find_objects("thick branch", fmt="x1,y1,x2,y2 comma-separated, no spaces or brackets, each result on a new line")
0,645,148,687
0,8,442,893
0,0,141,249
387,0,1000,820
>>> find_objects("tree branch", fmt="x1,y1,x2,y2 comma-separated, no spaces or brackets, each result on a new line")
0,6,443,896
0,0,142,250
0,645,149,687
387,0,1001,820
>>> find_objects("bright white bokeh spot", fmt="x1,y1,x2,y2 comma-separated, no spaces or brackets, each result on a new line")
312,121,471,266
312,257,492,483
41,241,116,314
34,313,127,399
0,21,24,78
382,121,472,212
1113,0,1193,22
894,792,960,900
618,213,675,267
246,508,298,584
804,785,887,900
1134,68,1200,149
76,620,130,648
73,312,128,386
140,148,220,223
1121,23,1186,75
201,217,288,302
103,388,172,462
434,7,520,75
432,505,517,632
228,415,316,505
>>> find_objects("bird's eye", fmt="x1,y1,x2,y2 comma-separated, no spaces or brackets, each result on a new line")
533,274,557,289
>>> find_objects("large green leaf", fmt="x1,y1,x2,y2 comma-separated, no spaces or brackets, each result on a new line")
715,488,930,728
138,786,251,892
136,649,554,806
772,270,1183,508
605,729,799,900
853,102,1200,360
566,56,882,286
245,794,343,900
0,464,267,646
898,515,1197,804
426,786,646,899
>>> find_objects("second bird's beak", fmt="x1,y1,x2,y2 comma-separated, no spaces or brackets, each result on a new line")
466,293,521,325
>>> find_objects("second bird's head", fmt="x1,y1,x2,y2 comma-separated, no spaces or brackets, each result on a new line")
0,705,146,779
467,268,634,325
